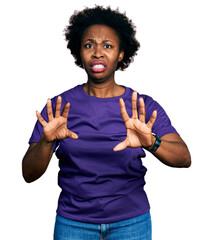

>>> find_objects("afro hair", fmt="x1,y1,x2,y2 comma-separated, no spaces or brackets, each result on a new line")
64,6,140,71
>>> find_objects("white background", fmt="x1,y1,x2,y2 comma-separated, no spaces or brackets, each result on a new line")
1,0,213,239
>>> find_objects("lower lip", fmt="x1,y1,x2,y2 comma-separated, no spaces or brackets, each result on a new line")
90,66,107,73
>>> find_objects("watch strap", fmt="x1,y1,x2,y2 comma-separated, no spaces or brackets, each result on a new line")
149,133,162,152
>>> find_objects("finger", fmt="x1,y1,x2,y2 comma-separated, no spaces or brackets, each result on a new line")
131,91,138,119
147,110,157,130
36,111,47,127
139,97,146,123
113,139,129,151
67,130,78,139
119,98,130,123
46,98,53,122
55,96,62,118
62,102,70,119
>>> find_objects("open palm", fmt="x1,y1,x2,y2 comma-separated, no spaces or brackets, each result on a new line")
36,96,78,143
113,91,157,151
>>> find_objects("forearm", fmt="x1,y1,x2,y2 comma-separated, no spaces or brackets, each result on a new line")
22,135,54,183
150,134,191,168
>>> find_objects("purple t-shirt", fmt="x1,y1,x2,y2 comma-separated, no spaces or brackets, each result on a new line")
29,84,178,224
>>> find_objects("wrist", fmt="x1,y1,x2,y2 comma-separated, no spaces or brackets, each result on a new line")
41,134,55,146
147,134,156,150
147,133,162,152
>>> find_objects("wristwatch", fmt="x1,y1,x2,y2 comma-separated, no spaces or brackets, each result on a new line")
149,133,162,152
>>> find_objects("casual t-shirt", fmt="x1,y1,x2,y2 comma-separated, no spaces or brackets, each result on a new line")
29,84,178,224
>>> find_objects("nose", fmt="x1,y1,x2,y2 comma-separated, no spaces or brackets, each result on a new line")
92,45,103,59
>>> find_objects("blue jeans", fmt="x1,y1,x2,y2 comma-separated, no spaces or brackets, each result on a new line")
54,212,152,240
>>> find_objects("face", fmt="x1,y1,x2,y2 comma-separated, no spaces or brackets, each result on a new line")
80,24,124,84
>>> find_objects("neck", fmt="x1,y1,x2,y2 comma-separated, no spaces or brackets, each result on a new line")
83,80,124,98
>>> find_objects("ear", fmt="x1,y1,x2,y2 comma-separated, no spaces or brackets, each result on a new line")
118,50,124,62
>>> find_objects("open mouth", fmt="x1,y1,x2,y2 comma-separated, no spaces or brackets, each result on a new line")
90,62,107,73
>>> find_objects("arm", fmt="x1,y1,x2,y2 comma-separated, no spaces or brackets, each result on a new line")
22,137,54,183
113,91,191,168
22,96,78,183
150,133,191,168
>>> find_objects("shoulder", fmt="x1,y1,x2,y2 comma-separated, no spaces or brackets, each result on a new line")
124,86,156,104
50,84,83,105
128,88,167,118
59,84,83,99
134,91,178,136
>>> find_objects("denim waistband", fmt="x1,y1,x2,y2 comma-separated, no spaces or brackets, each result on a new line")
56,211,151,231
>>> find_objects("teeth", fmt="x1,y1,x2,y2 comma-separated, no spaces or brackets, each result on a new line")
92,64,105,69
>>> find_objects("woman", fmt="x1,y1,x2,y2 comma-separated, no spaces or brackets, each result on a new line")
22,6,191,240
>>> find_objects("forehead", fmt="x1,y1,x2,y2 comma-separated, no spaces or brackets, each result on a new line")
81,24,120,42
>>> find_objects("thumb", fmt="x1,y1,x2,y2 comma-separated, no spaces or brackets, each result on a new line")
67,130,78,139
113,140,128,152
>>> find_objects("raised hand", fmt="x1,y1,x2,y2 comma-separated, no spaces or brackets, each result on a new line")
113,91,157,151
36,96,78,143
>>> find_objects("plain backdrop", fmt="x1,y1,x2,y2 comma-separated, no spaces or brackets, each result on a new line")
1,0,213,239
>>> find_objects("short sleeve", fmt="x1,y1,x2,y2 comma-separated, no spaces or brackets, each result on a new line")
28,98,59,152
141,95,178,137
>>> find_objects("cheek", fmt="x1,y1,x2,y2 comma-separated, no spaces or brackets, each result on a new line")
80,50,88,68
110,52,123,65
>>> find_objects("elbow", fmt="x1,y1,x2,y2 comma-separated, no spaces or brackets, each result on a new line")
182,157,191,168
22,170,34,183
165,148,191,168
22,172,39,183
178,150,191,168
185,155,191,168
22,174,31,183
23,177,32,184
183,148,191,168
186,154,191,167
22,163,32,183
22,164,39,183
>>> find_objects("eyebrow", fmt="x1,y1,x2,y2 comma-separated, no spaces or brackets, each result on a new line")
82,39,113,44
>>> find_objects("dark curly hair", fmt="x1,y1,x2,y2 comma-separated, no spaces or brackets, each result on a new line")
64,6,140,71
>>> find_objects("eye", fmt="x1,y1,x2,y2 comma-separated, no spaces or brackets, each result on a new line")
104,44,112,49
84,43,93,49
